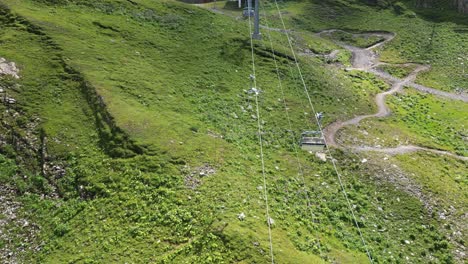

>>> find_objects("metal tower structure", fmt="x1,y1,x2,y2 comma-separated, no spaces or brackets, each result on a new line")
252,0,261,39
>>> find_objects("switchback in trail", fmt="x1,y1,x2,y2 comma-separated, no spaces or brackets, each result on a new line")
202,6,467,160
316,30,468,160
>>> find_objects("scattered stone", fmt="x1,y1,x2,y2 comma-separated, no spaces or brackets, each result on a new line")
361,158,368,163
0,186,39,263
438,212,446,220
315,152,327,162
50,165,66,178
267,217,274,225
325,50,340,62
1,97,16,104
238,212,246,221
184,164,216,189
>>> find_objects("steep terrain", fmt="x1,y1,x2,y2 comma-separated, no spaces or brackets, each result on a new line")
0,0,466,263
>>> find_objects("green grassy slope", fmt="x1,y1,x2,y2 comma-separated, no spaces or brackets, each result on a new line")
339,89,468,155
262,2,467,263
0,0,462,263
265,0,468,93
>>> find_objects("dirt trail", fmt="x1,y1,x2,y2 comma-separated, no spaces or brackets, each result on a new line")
217,22,467,159
355,145,468,161
317,30,468,160
317,30,396,69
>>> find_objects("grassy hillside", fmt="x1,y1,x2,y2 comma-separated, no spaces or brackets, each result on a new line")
0,0,464,263
263,0,468,93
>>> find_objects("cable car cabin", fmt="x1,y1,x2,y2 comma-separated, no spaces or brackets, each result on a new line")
300,131,326,152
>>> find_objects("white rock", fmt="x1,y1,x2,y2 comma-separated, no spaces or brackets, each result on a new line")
315,152,327,162
0,58,20,79
268,217,274,225
238,212,246,221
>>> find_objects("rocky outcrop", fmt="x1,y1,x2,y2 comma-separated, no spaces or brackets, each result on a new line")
0,57,19,79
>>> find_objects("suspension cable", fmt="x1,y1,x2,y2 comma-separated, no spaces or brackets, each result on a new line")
269,1,374,262
259,1,323,255
246,3,275,262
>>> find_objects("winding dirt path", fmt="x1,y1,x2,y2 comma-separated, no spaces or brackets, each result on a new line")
317,30,468,160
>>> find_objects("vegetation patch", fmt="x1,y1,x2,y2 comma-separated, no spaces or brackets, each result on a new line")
0,0,463,263
324,30,386,48
377,63,417,78
388,89,467,155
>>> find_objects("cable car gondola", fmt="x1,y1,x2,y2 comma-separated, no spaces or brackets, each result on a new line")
300,131,326,152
